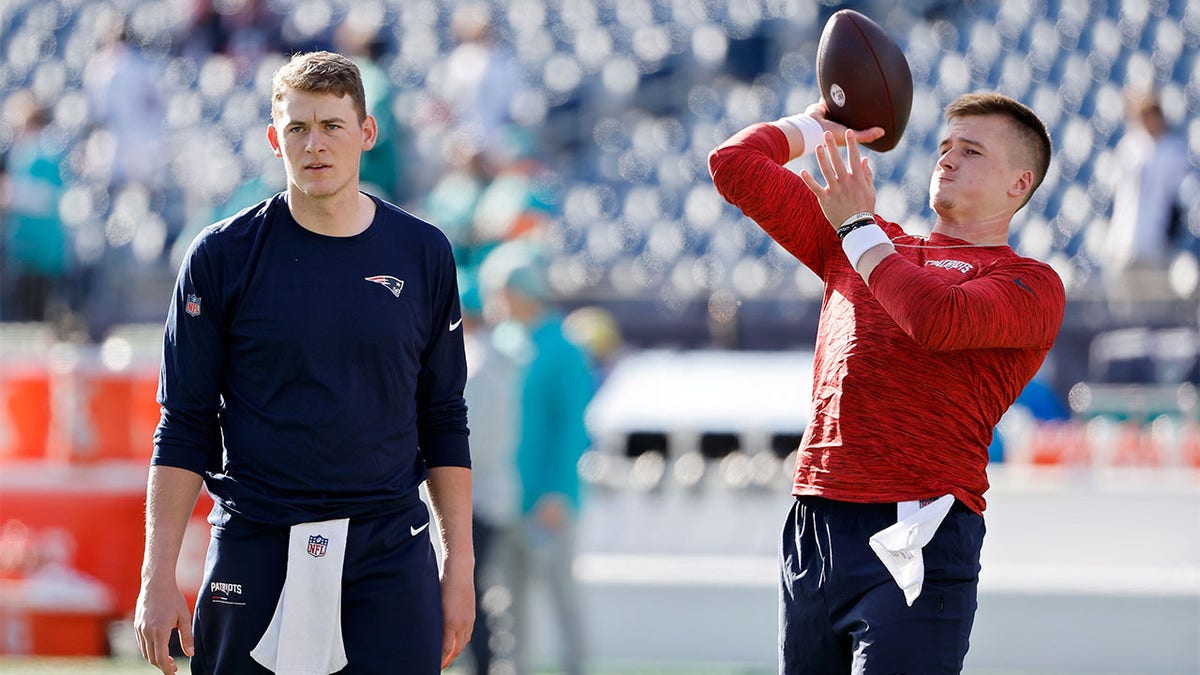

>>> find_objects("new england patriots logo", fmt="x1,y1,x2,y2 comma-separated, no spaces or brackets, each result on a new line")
365,275,405,297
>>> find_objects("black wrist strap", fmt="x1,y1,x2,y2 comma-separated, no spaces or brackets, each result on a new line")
836,217,875,240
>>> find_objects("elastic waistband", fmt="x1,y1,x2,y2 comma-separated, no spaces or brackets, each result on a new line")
210,490,425,538
794,495,973,516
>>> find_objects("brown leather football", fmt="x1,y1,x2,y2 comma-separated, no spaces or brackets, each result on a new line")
816,9,913,152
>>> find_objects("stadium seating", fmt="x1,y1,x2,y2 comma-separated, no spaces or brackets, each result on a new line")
2,3,1198,669
1,0,1197,397
2,0,1197,318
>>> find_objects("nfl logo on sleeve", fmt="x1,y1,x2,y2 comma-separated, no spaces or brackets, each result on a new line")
307,534,329,558
185,294,202,317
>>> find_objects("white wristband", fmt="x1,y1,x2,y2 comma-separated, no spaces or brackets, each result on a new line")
780,114,825,157
841,223,892,272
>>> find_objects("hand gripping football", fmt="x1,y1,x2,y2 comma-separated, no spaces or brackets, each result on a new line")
816,9,913,152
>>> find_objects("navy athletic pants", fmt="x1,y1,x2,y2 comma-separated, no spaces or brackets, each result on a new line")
779,496,985,675
190,500,442,674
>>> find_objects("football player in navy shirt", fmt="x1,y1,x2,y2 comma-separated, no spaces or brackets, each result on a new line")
134,51,474,674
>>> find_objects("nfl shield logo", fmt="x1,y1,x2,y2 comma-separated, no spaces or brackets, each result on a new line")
185,294,202,317
307,534,329,558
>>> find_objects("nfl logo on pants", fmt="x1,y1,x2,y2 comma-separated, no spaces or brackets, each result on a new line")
308,534,329,558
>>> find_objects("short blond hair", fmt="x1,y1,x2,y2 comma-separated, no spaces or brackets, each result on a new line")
271,51,367,124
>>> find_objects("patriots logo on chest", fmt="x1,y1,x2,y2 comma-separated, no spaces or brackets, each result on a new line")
364,275,405,297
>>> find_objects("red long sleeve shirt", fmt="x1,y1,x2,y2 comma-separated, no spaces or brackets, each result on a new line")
709,123,1065,513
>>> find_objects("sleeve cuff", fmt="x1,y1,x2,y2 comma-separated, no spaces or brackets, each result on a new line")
419,431,472,469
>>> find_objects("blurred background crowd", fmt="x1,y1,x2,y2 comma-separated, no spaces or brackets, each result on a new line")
1,0,1199,672
2,0,1199,378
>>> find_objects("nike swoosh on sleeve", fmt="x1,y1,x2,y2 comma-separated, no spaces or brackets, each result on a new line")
410,522,430,537
1014,277,1036,296
449,318,463,331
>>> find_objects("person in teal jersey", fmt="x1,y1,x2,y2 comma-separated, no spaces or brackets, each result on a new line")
1,91,69,322
482,240,594,675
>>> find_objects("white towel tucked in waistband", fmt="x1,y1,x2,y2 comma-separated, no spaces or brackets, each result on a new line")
868,495,955,607
251,518,350,674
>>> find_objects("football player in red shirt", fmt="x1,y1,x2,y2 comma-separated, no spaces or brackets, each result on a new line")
709,93,1064,674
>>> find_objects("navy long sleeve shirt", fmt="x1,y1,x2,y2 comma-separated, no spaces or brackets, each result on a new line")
153,193,470,526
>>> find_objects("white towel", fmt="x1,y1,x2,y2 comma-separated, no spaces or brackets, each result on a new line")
251,519,350,674
868,495,955,607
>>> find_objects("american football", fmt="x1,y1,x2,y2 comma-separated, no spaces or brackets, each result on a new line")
817,9,914,152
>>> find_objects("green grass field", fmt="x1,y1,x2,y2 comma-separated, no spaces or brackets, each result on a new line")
0,659,150,674
0,658,1154,675
0,658,779,674
0,658,777,674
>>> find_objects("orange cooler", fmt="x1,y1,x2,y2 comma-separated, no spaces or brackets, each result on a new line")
44,340,161,464
0,361,51,462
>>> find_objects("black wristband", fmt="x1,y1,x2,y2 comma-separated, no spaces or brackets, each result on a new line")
836,217,875,240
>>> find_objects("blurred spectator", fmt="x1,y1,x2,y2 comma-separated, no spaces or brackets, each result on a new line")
0,91,70,324
563,305,624,386
422,142,492,263
482,241,594,675
82,14,167,190
178,0,284,64
460,275,523,675
421,129,559,307
1102,90,1195,306
430,3,527,152
79,14,194,337
473,132,556,246
335,17,407,203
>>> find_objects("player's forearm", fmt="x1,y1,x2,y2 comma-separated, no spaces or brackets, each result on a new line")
141,465,204,585
867,255,1065,351
426,466,475,573
709,124,830,269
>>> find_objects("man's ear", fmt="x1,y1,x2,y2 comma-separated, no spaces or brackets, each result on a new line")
267,123,282,158
1009,168,1034,202
361,115,378,152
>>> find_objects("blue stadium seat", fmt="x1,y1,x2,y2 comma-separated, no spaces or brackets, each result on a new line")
1,0,1198,319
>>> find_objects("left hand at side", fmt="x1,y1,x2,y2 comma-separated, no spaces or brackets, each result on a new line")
439,559,474,670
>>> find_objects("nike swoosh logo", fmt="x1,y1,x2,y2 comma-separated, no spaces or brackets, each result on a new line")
1013,277,1036,296
410,522,430,537
449,317,463,332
